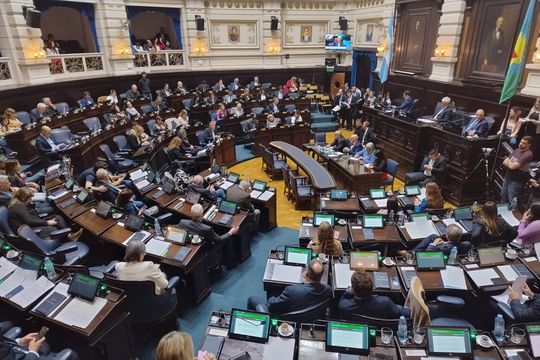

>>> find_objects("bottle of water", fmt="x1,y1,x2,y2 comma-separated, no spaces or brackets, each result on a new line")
448,246,458,265
154,218,162,236
472,201,478,215
510,197,518,211
398,316,408,344
388,210,395,224
494,314,505,343
43,257,56,280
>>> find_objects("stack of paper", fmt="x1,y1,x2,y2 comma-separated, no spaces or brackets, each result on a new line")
263,259,283,280
130,169,147,181
0,257,17,279
374,199,388,208
258,191,274,201
271,264,303,283
441,266,467,290
10,276,54,308
404,221,438,239
135,179,150,190
0,268,38,297
467,268,498,287
250,190,262,199
145,238,172,256
54,297,107,328
334,263,354,289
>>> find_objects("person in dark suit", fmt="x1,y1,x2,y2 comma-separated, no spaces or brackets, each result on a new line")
228,78,241,91
156,83,171,99
248,76,261,89
247,259,332,314
431,97,454,123
226,180,260,231
188,175,225,200
267,97,280,113
340,90,353,130
35,126,62,166
0,331,75,360
406,149,447,186
485,16,506,72
354,120,376,146
202,121,219,144
213,79,227,92
508,282,540,322
173,81,188,95
150,96,166,112
339,270,411,320
396,90,414,112
463,109,489,138
330,131,349,152
178,203,239,244
413,224,471,256
125,84,141,101
345,134,362,155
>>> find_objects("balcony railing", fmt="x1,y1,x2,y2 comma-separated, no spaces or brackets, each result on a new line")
48,53,105,76
133,50,185,68
0,57,12,81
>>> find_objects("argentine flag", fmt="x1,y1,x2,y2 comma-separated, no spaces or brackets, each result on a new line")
379,10,394,84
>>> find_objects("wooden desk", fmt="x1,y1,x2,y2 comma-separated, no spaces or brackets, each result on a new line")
349,223,403,248
54,192,95,219
319,196,362,213
144,187,179,208
213,136,236,167
74,208,117,236
253,124,311,156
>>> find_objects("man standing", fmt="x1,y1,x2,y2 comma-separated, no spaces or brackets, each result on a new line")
501,136,534,209
138,72,152,100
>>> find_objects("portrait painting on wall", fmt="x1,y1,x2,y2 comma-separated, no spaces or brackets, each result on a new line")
228,25,240,43
404,16,425,67
365,24,374,43
300,26,312,43
475,2,520,75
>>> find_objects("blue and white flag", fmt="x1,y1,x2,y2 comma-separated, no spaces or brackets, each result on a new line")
379,10,394,84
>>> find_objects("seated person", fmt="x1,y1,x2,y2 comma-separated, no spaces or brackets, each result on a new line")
215,103,227,122
41,98,58,118
267,97,280,113
307,220,343,257
115,189,144,215
345,134,362,155
106,89,118,104
515,202,540,246
126,124,150,150
257,89,268,102
156,83,172,99
229,103,244,118
187,175,225,200
178,203,239,244
115,240,168,295
196,80,210,93
497,106,523,147
226,180,261,231
167,136,197,159
330,130,349,152
213,79,226,92
150,96,166,112
0,117,17,157
413,224,470,255
202,121,219,144
176,109,190,127
108,104,126,123
76,160,108,189
0,175,52,214
396,90,413,112
290,110,303,124
8,187,82,240
508,282,540,322
354,120,375,146
228,78,241,91
240,88,252,102
79,91,95,109
414,182,444,212
0,328,78,360
205,91,219,106
463,109,489,138
274,85,285,100
367,149,388,181
223,90,237,105
248,76,261,89
5,159,42,192
471,201,517,247
339,270,411,320
2,108,22,130
431,96,453,123
154,116,167,135
406,149,447,186
173,81,188,95
157,331,216,360
266,114,279,128
247,259,332,314
91,168,122,203
125,84,141,101
124,101,141,118
354,142,376,164
35,126,63,164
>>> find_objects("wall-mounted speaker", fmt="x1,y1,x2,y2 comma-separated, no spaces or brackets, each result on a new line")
22,6,41,28
195,15,205,31
339,16,348,31
271,16,278,31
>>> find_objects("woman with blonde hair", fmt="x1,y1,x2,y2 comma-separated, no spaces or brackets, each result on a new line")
177,109,189,127
157,331,216,360
2,108,22,130
472,201,516,246
126,124,150,150
414,182,444,212
308,220,343,257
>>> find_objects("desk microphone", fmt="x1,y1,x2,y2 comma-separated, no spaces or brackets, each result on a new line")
309,323,315,338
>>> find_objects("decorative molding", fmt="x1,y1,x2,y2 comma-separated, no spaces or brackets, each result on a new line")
209,20,259,49
204,1,263,9
280,2,335,10
283,20,328,48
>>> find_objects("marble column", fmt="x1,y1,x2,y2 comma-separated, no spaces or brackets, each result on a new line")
521,35,540,97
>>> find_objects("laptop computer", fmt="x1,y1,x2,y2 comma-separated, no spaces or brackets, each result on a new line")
478,246,506,267
67,273,100,302
228,309,271,344
95,201,112,219
350,251,379,271
330,189,349,201
416,251,446,271
313,213,335,226
453,207,473,232
283,246,312,266
427,327,472,358
325,321,370,356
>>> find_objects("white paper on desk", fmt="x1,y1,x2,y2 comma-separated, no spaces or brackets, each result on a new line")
33,282,70,316
46,190,67,201
500,208,519,227
505,349,528,357
467,268,498,287
220,181,234,190
442,218,468,233
208,328,228,337
491,291,528,305
263,334,295,359
373,199,388,208
250,190,262,199
0,268,38,297
525,256,537,262
145,238,172,256
135,179,150,189
334,263,354,289
497,265,519,282
351,226,362,230
122,230,152,245
10,276,54,308
130,169,147,181
465,264,479,269
0,257,17,279
441,266,467,290
401,266,415,271
405,221,438,239
271,264,302,283
54,297,107,328
258,191,274,201
263,259,283,280
405,349,426,356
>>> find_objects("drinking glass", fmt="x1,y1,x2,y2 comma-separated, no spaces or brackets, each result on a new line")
510,327,525,344
467,249,478,262
381,327,393,344
405,252,415,265
413,327,426,345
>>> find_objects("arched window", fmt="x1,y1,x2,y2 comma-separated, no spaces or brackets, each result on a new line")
126,6,182,50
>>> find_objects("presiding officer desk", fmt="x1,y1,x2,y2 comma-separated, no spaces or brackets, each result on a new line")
253,123,311,156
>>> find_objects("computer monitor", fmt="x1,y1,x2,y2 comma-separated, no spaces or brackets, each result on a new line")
125,214,144,232
219,200,238,215
313,213,335,226
330,189,348,200
405,186,420,196
65,177,75,190
362,215,384,228
227,172,240,184
349,251,379,271
478,247,506,266
284,246,312,266
527,324,540,358
453,207,472,221
416,252,446,271
19,254,43,272
165,226,187,245
186,191,201,205
325,321,370,355
228,309,271,344
95,201,112,219
370,189,386,199
410,212,428,222
252,180,267,192
427,327,472,358
76,189,90,204
67,273,100,302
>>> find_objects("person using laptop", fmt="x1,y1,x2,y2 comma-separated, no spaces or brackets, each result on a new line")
471,201,517,247
115,240,169,295
226,180,260,232
339,270,410,320
307,221,342,257
515,202,540,246
414,182,444,212
508,282,540,322
247,259,331,314
177,204,239,245
188,175,225,201
157,331,216,360
413,224,471,256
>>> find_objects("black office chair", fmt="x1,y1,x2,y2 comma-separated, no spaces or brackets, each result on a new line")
100,144,134,172
17,225,89,265
104,275,180,327
256,299,330,324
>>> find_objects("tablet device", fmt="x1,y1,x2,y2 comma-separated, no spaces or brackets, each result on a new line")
67,273,100,302
453,207,472,221
226,172,240,184
330,189,348,200
186,191,201,205
125,214,144,232
427,327,472,358
363,214,384,228
527,324,540,358
370,188,386,199
416,252,446,271
350,251,379,271
146,171,156,184
19,254,43,272
478,246,506,267
219,200,237,215
228,309,271,344
76,189,90,204
284,246,312,266
141,162,152,173
200,335,224,358
497,203,510,215
95,201,112,219
313,213,335,226
325,321,370,355
64,177,75,190
410,212,428,222
165,226,187,245
405,186,420,196
162,181,175,194
252,180,267,192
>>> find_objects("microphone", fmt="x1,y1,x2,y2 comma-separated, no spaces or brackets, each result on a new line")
481,147,494,154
